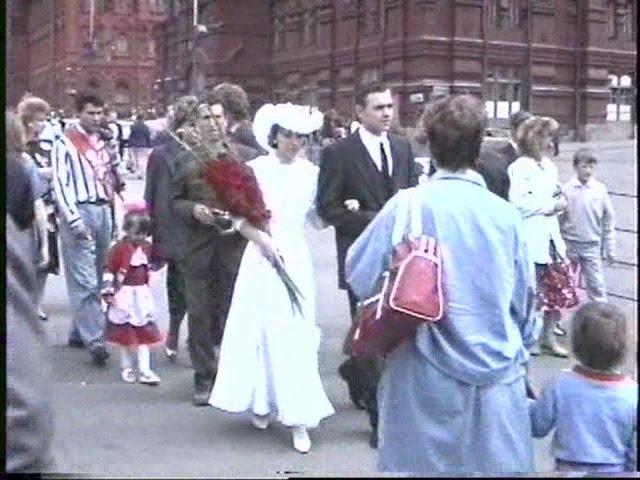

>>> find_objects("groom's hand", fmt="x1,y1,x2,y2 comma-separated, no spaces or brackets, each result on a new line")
193,203,218,226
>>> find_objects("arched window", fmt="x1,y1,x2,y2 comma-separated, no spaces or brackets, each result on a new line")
115,34,130,55
114,79,132,105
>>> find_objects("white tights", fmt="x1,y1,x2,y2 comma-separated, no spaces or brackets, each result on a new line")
120,345,152,374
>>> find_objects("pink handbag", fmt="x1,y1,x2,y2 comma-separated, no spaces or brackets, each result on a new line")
348,234,445,358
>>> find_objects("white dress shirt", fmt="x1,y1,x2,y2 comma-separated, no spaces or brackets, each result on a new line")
560,177,616,257
508,155,566,265
358,127,394,175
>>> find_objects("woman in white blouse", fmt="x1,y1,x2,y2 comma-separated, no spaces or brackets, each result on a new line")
508,116,568,358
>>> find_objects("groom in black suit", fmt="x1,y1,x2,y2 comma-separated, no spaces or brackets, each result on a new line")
316,84,419,448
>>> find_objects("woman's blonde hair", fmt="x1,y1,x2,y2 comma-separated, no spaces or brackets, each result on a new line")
16,93,51,135
515,116,559,160
6,109,25,156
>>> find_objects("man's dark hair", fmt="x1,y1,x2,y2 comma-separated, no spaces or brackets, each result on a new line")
207,83,250,122
509,110,533,131
573,148,598,167
571,302,627,371
74,91,104,113
420,95,487,171
136,113,145,121
355,84,391,108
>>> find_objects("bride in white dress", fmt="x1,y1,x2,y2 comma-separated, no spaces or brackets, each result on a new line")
209,103,334,453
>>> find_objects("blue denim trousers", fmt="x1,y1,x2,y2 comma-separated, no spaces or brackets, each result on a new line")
59,203,113,347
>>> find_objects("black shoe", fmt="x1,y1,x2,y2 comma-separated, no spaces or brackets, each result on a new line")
338,360,367,410
89,344,110,366
68,337,85,348
369,429,378,449
193,381,214,406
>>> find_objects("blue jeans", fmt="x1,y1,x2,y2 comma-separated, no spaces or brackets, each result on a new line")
60,204,113,347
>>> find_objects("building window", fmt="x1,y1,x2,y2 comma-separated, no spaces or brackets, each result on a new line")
608,0,634,40
274,18,284,51
117,0,134,13
147,39,156,57
149,0,167,13
607,74,633,121
304,10,317,45
115,34,130,55
83,0,108,13
484,66,523,121
490,0,525,31
114,80,131,105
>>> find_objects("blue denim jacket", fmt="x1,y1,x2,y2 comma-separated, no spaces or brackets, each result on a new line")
346,169,537,385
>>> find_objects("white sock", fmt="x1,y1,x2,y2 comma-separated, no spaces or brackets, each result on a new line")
120,346,135,370
137,345,152,374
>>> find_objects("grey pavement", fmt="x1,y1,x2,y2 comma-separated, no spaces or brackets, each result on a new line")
40,141,636,477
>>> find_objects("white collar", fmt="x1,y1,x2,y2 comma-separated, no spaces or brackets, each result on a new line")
358,126,389,145
569,176,595,188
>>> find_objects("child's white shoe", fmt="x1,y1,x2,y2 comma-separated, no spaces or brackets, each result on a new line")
121,367,137,383
292,426,311,453
251,413,270,430
138,370,161,386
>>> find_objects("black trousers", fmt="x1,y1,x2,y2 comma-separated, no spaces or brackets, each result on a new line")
166,259,188,340
343,288,382,432
183,235,246,389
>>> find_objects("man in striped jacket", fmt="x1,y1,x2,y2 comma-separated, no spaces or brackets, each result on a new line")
52,91,124,366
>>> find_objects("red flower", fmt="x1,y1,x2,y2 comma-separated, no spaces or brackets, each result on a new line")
202,153,272,231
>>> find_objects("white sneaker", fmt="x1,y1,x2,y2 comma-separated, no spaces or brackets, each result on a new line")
138,370,161,386
251,413,270,430
121,367,136,383
292,426,311,453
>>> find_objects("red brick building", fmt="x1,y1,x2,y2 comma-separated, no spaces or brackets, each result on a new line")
7,0,167,115
158,0,635,140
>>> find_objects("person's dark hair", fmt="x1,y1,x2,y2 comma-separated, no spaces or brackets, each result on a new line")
136,113,145,121
75,91,104,113
509,110,533,131
571,302,627,372
208,83,250,121
123,212,152,238
573,148,598,167
420,95,487,171
169,95,199,131
267,124,281,148
320,109,345,138
355,84,391,108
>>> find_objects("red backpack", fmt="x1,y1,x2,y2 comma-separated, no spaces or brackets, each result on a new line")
346,190,446,358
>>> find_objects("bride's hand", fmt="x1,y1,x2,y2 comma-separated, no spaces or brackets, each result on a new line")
255,232,282,266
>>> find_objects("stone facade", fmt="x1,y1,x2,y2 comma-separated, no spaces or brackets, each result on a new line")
7,0,167,115
158,0,635,140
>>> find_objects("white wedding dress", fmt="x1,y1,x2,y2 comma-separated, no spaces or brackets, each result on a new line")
209,154,335,428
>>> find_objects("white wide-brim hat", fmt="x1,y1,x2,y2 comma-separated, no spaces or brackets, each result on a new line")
252,102,324,152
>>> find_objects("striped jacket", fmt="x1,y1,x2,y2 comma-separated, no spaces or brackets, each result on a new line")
51,125,121,228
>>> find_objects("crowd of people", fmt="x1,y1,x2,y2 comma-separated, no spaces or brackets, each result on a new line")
6,81,636,475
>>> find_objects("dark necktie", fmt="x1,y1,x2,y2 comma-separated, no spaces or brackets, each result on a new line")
380,142,394,198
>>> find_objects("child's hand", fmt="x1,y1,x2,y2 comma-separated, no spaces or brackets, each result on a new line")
101,292,115,305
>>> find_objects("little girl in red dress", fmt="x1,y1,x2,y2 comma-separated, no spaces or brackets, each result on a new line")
101,201,163,385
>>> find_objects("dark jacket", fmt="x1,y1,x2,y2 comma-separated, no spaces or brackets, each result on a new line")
475,142,520,201
6,154,35,230
228,121,267,158
169,143,247,276
316,132,419,289
144,134,189,261
128,120,152,148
